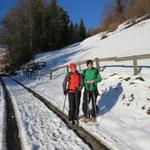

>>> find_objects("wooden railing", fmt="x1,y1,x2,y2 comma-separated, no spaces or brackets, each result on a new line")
49,54,150,80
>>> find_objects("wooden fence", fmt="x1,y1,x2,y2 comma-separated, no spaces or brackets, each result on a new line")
0,50,10,72
49,53,150,80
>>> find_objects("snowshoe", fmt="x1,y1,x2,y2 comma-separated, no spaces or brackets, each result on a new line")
90,118,97,122
81,118,92,123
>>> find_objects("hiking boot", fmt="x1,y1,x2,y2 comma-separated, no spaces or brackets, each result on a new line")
81,118,87,123
81,118,91,123
88,118,93,122
91,118,97,122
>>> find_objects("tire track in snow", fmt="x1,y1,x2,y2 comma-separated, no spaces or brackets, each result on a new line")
0,79,6,150
0,77,22,150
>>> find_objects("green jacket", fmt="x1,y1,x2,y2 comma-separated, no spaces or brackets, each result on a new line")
83,67,102,91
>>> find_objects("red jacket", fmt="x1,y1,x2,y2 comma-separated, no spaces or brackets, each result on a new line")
63,71,83,93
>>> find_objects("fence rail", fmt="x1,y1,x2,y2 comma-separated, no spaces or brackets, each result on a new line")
49,53,150,80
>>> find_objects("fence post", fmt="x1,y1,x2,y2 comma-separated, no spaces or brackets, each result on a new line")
38,70,41,81
66,65,69,74
78,62,81,73
133,59,138,75
49,69,52,80
95,57,100,71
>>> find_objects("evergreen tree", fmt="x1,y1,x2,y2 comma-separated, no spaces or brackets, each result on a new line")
79,19,86,41
45,0,70,50
31,0,45,53
68,22,74,44
74,23,80,42
57,7,70,47
0,0,87,70
68,22,80,44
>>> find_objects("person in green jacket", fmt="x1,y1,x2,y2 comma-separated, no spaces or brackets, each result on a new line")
82,60,102,123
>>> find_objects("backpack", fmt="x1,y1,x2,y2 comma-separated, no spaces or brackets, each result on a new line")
67,71,81,92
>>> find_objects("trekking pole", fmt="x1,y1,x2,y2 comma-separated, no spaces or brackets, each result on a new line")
86,91,90,119
93,90,97,120
59,94,67,126
75,91,79,125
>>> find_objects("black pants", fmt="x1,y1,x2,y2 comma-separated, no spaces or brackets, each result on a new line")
82,89,99,118
68,92,81,121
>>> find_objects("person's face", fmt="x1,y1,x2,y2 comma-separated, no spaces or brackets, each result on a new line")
87,63,93,69
71,67,76,72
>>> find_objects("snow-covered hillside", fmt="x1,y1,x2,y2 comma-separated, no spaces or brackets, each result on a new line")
14,18,150,150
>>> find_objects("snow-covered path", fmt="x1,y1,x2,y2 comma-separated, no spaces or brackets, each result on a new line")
3,77,90,150
0,81,6,150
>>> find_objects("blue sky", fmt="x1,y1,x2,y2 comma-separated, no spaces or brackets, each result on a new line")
0,0,107,29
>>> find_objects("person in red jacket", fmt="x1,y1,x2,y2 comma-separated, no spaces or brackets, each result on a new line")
63,63,83,125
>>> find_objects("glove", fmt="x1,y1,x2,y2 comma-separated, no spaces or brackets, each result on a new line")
64,90,68,95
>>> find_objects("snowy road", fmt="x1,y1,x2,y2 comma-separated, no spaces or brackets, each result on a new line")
2,77,91,150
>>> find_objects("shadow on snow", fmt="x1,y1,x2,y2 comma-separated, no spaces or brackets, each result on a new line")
98,82,123,116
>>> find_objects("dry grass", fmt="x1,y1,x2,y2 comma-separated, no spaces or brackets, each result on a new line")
126,0,150,19
89,0,150,36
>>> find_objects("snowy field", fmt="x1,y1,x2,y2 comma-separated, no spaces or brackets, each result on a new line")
3,77,90,150
11,18,150,149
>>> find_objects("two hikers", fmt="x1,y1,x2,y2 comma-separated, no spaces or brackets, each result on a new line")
63,60,102,124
